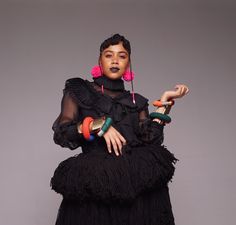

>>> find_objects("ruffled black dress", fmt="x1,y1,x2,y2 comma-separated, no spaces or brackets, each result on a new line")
50,76,178,225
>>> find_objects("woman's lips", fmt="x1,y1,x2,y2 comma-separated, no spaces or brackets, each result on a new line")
110,67,120,73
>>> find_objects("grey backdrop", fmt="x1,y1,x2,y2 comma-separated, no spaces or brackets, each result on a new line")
0,0,235,225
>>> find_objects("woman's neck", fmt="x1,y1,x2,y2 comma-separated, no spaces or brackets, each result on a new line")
93,76,125,91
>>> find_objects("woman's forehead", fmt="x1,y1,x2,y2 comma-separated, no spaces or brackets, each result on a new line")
102,43,128,54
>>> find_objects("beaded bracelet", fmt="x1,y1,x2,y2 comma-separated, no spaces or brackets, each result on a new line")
149,112,172,124
97,117,113,137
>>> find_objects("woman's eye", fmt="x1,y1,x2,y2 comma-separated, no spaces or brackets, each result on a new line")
105,54,112,58
120,55,127,59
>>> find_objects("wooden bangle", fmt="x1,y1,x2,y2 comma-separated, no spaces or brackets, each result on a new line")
152,99,175,107
150,112,172,123
101,117,112,133
97,117,113,137
91,117,105,133
82,117,94,140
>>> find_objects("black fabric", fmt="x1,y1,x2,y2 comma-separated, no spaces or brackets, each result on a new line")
51,77,178,225
93,75,125,91
55,186,175,225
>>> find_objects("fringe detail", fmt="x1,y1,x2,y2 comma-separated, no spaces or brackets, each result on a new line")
51,144,178,204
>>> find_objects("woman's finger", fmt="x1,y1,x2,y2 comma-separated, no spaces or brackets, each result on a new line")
104,136,112,153
103,126,127,156
113,130,126,155
182,86,188,95
116,131,126,145
115,131,126,155
184,87,188,95
114,136,123,155
178,85,186,96
181,86,185,96
110,136,119,156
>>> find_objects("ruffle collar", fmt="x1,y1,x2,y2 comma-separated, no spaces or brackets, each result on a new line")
65,77,148,115
93,76,125,91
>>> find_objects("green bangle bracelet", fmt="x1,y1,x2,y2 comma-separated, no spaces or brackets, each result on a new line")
101,117,113,133
149,112,172,123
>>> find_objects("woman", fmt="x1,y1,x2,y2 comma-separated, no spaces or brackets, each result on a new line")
51,33,189,225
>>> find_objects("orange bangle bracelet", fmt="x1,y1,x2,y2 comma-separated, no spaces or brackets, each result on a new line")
82,117,94,140
152,100,175,107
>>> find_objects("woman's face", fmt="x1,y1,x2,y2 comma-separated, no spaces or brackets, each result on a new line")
99,42,129,80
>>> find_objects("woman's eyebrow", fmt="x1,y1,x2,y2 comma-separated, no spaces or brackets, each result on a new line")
119,51,128,55
104,50,113,54
103,50,128,55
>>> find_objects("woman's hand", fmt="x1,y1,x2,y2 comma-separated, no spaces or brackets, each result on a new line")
153,84,189,123
103,125,126,156
161,84,189,101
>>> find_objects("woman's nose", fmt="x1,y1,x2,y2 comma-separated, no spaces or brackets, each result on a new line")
112,56,119,64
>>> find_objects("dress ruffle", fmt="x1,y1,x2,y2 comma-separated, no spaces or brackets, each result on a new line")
50,144,178,204
64,77,148,114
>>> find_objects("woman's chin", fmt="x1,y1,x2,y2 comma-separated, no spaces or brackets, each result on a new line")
104,73,123,80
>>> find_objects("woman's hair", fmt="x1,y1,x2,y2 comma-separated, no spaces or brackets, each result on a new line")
99,33,131,56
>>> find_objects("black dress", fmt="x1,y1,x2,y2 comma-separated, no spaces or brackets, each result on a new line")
50,76,178,225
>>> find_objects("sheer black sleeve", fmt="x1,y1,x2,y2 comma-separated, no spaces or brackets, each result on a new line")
138,104,164,145
52,90,84,150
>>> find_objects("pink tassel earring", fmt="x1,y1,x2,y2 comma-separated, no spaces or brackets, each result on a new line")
91,65,103,78
124,61,136,104
131,81,135,104
91,65,104,94
122,70,135,82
